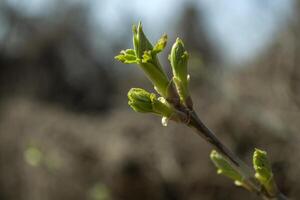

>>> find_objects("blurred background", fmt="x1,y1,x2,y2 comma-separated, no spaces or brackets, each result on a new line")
0,0,299,199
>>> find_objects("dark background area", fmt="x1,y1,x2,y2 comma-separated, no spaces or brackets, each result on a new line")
0,0,299,199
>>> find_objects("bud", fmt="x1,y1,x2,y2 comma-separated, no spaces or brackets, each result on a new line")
128,88,153,113
128,88,174,118
253,148,277,195
170,38,189,84
132,22,153,59
169,38,192,108
116,22,170,98
210,150,243,185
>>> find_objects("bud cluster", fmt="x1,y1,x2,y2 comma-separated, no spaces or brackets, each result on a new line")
115,22,286,200
115,22,193,124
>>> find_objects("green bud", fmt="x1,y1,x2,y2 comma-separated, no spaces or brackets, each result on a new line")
132,22,153,59
253,148,277,195
169,38,191,106
210,150,243,183
170,38,189,85
128,88,174,117
128,88,153,113
116,22,170,97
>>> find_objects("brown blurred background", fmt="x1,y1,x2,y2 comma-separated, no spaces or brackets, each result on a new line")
0,0,299,199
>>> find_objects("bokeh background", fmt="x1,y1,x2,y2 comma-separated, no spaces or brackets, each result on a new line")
0,0,299,199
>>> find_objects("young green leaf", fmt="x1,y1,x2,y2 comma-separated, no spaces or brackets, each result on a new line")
153,34,168,54
115,49,138,64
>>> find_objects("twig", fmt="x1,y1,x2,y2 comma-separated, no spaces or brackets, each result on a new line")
186,110,288,200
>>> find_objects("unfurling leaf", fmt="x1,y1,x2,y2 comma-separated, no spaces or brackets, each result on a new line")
115,49,138,64
153,34,168,54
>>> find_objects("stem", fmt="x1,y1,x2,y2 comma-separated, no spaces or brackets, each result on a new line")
188,111,240,166
186,111,288,200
